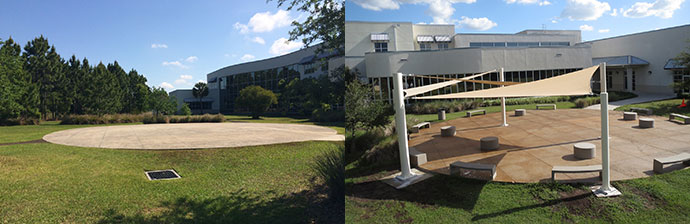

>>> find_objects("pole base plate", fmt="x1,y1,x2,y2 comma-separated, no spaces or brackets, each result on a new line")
382,168,433,189
591,185,622,198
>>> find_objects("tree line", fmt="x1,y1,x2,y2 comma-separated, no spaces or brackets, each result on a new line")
0,36,165,123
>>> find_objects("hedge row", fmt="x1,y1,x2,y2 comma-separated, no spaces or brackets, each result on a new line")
407,100,481,114
60,113,225,125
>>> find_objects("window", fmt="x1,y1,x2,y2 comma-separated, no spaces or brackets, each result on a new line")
470,42,481,47
438,43,448,50
304,63,316,74
507,42,518,47
494,42,506,47
420,43,432,51
374,42,388,52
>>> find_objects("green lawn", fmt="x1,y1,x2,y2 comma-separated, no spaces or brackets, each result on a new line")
406,101,576,123
614,99,690,118
224,114,345,134
346,163,690,223
0,123,342,223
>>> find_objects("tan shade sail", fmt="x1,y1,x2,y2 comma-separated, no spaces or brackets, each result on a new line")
404,69,496,98
413,65,599,99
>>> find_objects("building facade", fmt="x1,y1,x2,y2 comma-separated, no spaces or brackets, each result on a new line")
172,45,342,114
345,21,690,103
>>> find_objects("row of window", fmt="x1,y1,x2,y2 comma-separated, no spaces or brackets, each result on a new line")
218,65,302,113
369,68,581,102
469,42,570,48
374,42,450,52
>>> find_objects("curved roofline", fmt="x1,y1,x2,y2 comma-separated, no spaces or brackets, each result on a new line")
207,44,322,75
364,45,591,55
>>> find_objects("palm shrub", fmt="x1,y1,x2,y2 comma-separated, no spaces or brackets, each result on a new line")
311,146,344,203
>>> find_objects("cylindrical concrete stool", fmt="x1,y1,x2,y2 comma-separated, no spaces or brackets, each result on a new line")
438,109,446,120
441,126,456,137
480,136,499,151
515,109,526,116
573,142,596,159
639,118,654,128
623,112,637,120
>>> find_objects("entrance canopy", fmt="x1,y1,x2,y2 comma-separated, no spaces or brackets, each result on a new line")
412,65,599,100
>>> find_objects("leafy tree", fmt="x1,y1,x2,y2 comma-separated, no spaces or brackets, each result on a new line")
271,0,344,55
0,37,39,122
179,103,192,116
236,85,278,119
345,80,391,137
192,82,209,114
149,87,177,116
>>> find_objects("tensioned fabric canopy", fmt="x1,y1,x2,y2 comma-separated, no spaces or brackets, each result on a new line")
403,70,496,98
413,65,600,99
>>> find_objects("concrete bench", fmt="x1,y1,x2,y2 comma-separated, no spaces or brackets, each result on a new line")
466,109,486,117
536,104,557,110
514,109,526,116
623,112,637,121
669,113,690,124
480,136,499,151
409,147,427,167
653,153,690,173
410,122,431,133
630,107,653,116
639,118,654,128
573,142,596,159
441,126,456,137
450,161,496,180
552,165,602,182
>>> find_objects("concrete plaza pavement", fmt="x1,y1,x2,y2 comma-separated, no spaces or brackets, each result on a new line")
43,122,344,150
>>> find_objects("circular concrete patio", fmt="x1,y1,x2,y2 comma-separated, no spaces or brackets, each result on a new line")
43,123,344,150
411,109,690,183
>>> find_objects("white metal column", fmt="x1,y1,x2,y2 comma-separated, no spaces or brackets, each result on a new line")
594,62,621,197
500,68,508,127
393,72,413,180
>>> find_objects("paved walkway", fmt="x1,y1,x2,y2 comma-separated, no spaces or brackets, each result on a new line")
585,93,675,110
43,123,344,150
412,109,690,183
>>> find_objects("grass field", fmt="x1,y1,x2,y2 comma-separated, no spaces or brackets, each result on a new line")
614,99,690,118
346,159,690,223
406,101,576,123
0,122,343,223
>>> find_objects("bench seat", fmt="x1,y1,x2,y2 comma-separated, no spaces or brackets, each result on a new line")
466,109,486,117
450,161,496,180
551,165,602,181
653,153,690,173
669,113,690,124
536,104,557,110
410,122,431,133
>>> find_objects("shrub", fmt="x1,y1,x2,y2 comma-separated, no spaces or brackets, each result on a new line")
0,118,40,126
60,114,148,125
236,85,278,119
407,100,480,114
178,104,192,116
311,146,344,203
141,114,224,124
574,97,600,108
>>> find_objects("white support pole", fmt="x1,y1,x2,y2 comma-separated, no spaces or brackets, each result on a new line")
500,68,508,127
594,62,620,197
393,72,413,180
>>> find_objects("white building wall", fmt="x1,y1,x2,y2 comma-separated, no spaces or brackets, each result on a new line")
584,25,690,94
454,32,580,48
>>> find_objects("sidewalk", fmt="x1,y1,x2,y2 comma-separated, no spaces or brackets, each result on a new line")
584,93,676,110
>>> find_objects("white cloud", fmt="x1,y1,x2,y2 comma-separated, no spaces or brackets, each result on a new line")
160,82,174,90
234,10,294,33
351,0,477,24
269,37,304,55
610,8,618,16
241,54,256,61
458,17,497,31
580,24,594,31
598,29,610,33
551,19,559,23
250,37,266,45
505,0,551,5
622,0,684,19
162,61,188,69
185,56,198,63
197,79,206,84
561,0,611,21
174,75,193,85
180,75,192,80
151,43,168,49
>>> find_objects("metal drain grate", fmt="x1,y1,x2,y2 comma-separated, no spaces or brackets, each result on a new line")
145,169,181,180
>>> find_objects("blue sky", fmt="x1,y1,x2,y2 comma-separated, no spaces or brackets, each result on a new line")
347,0,689,41
0,0,306,91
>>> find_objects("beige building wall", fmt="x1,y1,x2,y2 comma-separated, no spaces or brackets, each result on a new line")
584,25,690,94
454,31,580,48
